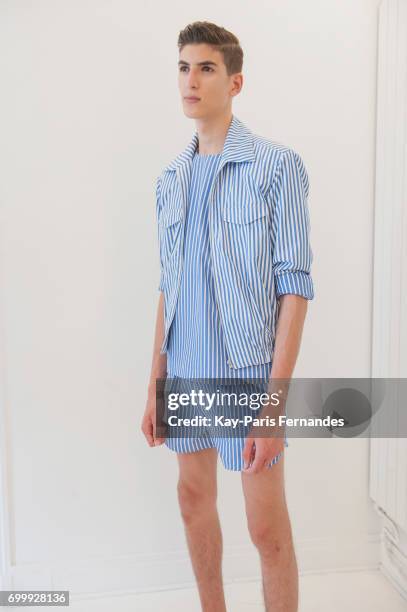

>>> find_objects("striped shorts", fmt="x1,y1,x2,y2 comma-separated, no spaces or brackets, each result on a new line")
163,376,289,472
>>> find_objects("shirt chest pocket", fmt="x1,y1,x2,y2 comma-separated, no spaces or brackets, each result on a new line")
223,197,268,225
222,195,270,263
160,200,184,260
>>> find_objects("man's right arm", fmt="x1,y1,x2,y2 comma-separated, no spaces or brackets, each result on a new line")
141,291,167,447
148,291,167,398
141,175,168,446
151,174,167,391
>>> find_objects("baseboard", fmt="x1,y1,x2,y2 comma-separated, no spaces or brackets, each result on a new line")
4,532,381,602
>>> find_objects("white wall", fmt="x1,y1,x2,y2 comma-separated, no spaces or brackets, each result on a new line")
0,0,382,596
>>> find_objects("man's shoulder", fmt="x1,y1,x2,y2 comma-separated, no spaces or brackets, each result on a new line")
251,131,302,166
251,132,310,195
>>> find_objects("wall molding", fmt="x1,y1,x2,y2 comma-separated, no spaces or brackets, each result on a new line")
371,2,407,378
369,0,407,601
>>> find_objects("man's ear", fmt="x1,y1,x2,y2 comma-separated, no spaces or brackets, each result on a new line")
230,73,243,97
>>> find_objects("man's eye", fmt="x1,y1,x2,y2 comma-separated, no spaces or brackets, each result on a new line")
179,65,213,72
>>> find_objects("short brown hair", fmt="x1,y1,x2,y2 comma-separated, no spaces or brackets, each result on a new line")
178,21,243,75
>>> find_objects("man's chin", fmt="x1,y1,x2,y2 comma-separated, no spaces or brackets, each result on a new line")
182,106,206,120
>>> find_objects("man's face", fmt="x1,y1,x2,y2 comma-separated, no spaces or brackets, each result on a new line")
178,43,242,119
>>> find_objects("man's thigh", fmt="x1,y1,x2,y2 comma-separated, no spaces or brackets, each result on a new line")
177,446,219,494
241,452,287,525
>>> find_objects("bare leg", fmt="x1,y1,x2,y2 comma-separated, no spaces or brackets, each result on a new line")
241,454,298,611
176,447,226,612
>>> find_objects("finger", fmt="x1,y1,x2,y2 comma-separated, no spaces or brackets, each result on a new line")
143,421,154,447
152,416,167,446
154,437,166,446
263,457,271,471
244,450,266,474
242,438,255,469
244,440,256,472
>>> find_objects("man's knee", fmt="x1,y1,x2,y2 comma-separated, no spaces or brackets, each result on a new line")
248,521,282,554
247,510,292,559
177,478,216,524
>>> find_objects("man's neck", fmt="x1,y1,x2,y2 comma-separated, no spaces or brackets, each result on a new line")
195,111,233,155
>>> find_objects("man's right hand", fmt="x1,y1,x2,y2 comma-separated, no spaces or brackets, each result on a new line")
141,390,167,447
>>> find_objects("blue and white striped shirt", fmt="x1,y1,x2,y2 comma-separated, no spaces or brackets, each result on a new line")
156,114,314,370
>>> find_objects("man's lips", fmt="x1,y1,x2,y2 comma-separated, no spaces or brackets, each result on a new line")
184,97,201,102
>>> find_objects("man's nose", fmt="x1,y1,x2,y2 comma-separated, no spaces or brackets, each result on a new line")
186,69,199,88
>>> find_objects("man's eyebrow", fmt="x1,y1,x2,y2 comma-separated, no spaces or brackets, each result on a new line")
178,60,218,67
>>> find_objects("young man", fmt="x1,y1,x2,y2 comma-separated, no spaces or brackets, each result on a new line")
142,21,314,612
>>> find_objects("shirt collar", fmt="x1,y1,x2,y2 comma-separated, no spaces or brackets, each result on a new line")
163,114,255,172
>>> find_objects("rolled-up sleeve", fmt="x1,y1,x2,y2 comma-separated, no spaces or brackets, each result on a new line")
270,149,314,300
155,176,165,292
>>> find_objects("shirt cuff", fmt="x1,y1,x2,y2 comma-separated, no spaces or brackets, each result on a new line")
275,271,314,300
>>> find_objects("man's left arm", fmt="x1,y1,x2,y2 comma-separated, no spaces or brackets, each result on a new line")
270,294,308,380
269,147,314,379
243,149,315,473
